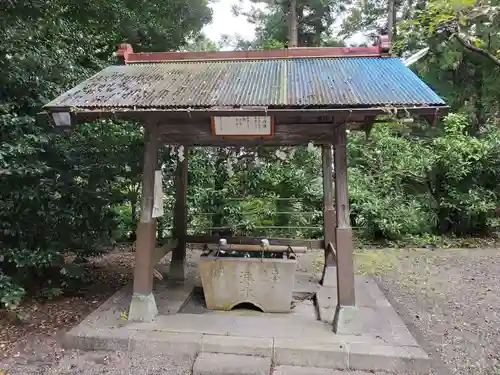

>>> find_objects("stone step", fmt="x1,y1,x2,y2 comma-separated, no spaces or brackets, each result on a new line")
193,353,271,375
66,327,428,374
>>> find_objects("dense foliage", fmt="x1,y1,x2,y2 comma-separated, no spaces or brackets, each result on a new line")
0,0,212,309
1,0,499,310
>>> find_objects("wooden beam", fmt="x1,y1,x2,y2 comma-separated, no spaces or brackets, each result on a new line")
334,124,355,306
322,144,336,273
170,146,189,280
153,239,178,265
186,235,323,249
159,121,339,146
363,116,376,139
205,244,307,253
327,242,337,262
53,106,450,129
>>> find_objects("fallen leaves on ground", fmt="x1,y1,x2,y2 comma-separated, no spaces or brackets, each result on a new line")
0,251,135,360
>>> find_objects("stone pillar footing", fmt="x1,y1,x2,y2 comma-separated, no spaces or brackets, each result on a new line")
169,259,186,281
128,293,158,322
333,305,360,334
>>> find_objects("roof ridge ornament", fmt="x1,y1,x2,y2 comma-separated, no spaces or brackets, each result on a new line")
116,43,133,64
377,34,391,56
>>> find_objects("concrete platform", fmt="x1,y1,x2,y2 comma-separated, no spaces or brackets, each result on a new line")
63,252,430,374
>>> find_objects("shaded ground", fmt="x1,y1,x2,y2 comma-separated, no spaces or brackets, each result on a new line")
1,247,499,375
0,251,136,359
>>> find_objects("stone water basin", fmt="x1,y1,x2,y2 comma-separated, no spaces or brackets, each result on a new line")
198,254,297,313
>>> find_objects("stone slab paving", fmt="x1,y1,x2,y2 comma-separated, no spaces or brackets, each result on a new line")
193,353,271,375
66,322,429,373
192,353,394,375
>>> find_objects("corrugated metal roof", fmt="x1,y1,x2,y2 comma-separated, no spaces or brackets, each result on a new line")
44,57,445,110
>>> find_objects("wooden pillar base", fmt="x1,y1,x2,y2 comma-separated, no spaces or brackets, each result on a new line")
129,221,157,321
133,221,157,295
335,227,355,306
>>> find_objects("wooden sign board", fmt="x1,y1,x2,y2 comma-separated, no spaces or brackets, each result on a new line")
211,116,274,138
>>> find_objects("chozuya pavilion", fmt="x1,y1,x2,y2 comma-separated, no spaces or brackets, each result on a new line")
42,34,446,351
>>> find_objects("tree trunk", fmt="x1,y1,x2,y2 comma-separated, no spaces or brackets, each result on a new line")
288,0,298,47
471,66,484,135
388,0,396,41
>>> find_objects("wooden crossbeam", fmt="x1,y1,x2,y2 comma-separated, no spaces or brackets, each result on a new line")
204,243,307,253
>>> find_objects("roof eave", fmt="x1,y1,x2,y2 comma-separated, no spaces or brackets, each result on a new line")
40,104,449,129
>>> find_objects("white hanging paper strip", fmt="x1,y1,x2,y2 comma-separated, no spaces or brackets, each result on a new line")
152,170,164,218
177,145,185,162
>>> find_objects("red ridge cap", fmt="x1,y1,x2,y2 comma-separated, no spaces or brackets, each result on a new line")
116,43,133,64
119,35,391,64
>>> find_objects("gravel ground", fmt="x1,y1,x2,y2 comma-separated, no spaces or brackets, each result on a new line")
1,247,499,375
370,248,500,375
0,335,194,375
1,350,193,375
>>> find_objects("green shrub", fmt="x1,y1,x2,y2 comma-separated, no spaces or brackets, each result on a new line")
348,124,436,240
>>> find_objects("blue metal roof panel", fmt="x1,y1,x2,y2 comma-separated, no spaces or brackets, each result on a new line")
287,58,445,106
45,57,445,109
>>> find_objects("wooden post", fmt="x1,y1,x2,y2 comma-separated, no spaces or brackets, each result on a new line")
170,146,189,280
128,123,159,322
334,124,355,306
321,144,337,286
156,147,164,242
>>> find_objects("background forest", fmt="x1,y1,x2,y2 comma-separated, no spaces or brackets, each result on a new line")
1,0,499,309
